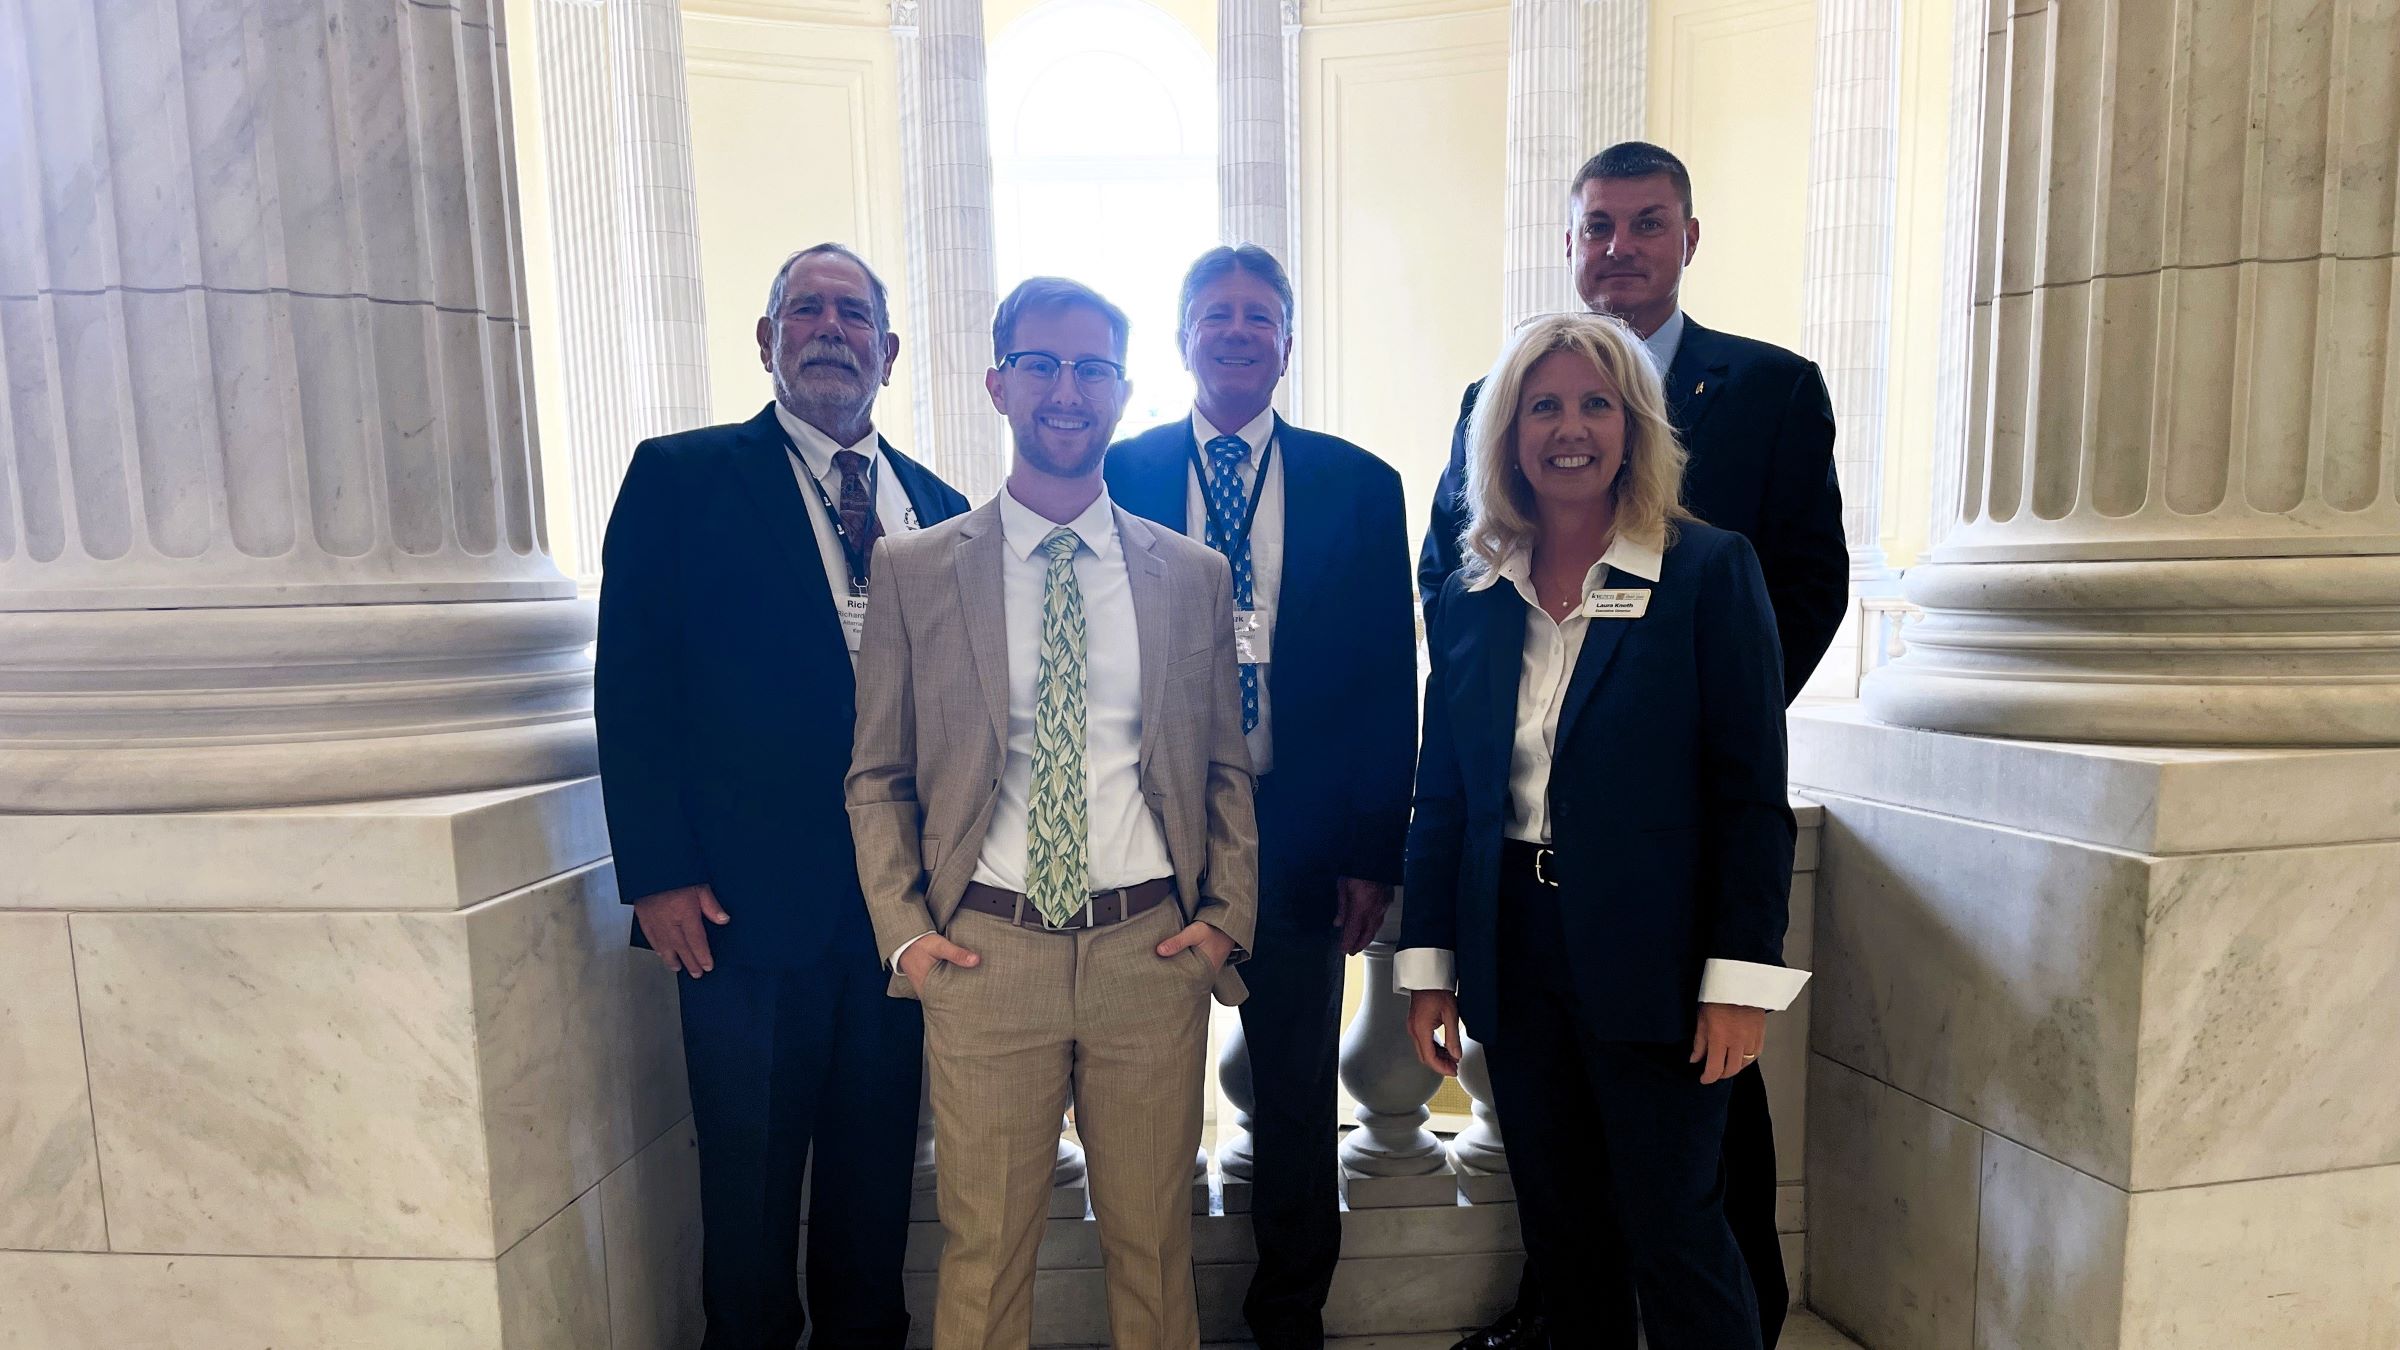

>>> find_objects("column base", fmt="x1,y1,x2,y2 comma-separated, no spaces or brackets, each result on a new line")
1863,555,2400,745
0,600,597,812
1793,707,2400,1348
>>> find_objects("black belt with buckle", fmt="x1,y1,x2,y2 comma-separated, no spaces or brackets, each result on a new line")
957,877,1176,931
1501,838,1559,888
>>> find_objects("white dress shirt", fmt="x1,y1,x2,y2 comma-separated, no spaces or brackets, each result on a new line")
775,402,922,666
1182,408,1282,774
1393,528,1809,1012
969,486,1176,895
1641,308,1687,378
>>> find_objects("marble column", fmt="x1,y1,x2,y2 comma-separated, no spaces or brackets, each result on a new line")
1922,0,1989,555
0,0,595,812
1582,0,1645,152
1219,0,1293,262
892,0,939,448
1502,0,1584,329
1800,0,1902,579
1864,0,2400,746
910,0,1004,499
530,0,712,582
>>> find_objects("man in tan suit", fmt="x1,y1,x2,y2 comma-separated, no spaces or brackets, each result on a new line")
847,275,1258,1350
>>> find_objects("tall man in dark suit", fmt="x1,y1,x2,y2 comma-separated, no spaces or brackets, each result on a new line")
1105,246,1418,1350
1419,143,1847,1350
595,243,971,1350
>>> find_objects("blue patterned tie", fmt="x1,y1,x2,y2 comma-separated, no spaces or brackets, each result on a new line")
1202,434,1259,733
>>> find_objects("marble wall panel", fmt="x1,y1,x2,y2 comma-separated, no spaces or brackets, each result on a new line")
2131,840,2400,1190
601,1117,705,1350
72,910,495,1257
495,1186,612,1350
1975,1133,2127,1350
0,1250,503,1348
472,862,689,1251
1810,797,2144,1185
2119,1163,2400,1350
1805,1056,1980,1350
0,914,107,1251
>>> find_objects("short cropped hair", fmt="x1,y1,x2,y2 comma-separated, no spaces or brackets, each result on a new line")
764,243,890,332
991,276,1132,363
1460,311,1692,582
1177,244,1295,333
1569,141,1695,218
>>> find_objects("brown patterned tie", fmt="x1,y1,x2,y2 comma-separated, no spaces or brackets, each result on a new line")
831,449,883,583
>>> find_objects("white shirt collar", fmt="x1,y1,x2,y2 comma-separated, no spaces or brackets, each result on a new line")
999,483,1122,563
774,400,880,479
1641,309,1687,376
1190,407,1276,462
1467,525,1667,593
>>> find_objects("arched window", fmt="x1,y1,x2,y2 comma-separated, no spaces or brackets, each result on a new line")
988,0,1218,433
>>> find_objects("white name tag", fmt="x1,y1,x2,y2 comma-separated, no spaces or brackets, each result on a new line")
840,591,871,652
1232,607,1271,665
1582,588,1652,619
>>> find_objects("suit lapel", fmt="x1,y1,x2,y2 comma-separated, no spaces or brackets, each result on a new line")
1554,564,1653,749
1119,507,1173,786
1270,417,1344,638
1457,584,1523,808
1109,425,1193,535
730,404,843,642
951,502,1012,756
1665,319,1733,442
882,437,935,527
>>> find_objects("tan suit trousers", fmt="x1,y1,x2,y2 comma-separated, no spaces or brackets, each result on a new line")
920,901,1214,1350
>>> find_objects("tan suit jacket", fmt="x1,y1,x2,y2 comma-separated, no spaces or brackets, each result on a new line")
847,495,1258,1005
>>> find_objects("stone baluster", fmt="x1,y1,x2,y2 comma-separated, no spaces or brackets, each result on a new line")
1213,1023,1260,1210
910,0,1004,499
1502,0,1585,330
1448,1034,1512,1200
1865,0,2400,745
0,0,594,811
1338,901,1455,1206
1801,0,1904,580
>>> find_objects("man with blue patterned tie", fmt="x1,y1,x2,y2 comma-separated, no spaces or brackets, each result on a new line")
848,276,1259,1350
1106,246,1417,1350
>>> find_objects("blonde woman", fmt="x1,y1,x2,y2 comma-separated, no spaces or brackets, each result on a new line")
1397,312,1805,1350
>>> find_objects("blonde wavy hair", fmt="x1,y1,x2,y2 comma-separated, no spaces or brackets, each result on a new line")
1459,311,1692,583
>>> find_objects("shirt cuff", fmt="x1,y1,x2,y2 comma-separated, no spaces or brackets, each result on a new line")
1698,959,1810,1011
1393,947,1456,994
890,930,935,969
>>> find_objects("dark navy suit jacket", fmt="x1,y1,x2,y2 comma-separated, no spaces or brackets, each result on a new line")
1104,415,1416,929
594,403,971,970
1416,316,1847,702
1401,522,1797,1045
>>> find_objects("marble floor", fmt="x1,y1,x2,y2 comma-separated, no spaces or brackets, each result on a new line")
1199,1310,1865,1349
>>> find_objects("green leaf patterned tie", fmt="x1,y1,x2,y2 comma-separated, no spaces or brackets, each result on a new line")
1026,527,1090,927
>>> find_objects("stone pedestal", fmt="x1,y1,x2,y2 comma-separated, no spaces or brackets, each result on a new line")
0,780,701,1349
1794,706,2400,1348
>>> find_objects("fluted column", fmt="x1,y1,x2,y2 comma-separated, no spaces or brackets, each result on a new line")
911,0,1004,499
1502,0,1584,329
893,1,938,448
1583,0,1645,150
0,0,595,810
1801,0,1902,577
531,0,710,582
1219,0,1292,262
1924,0,1989,553
1865,0,2400,745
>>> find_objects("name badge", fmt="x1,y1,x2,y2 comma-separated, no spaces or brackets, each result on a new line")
840,591,871,652
1232,607,1271,665
1582,588,1651,619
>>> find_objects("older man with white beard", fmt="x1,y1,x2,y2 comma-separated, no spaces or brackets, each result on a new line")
596,243,971,1350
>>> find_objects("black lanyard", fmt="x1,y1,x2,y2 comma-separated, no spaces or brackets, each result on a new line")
1187,430,1275,560
793,440,880,594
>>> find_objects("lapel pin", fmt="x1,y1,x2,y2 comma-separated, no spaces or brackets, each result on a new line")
1694,380,1706,395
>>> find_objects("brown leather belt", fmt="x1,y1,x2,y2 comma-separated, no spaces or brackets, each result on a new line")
957,877,1176,932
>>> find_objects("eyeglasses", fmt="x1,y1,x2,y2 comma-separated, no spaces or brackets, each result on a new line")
999,350,1126,388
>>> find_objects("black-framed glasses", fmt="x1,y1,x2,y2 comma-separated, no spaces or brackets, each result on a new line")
1000,350,1126,388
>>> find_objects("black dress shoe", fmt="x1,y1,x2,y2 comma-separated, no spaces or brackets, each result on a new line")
1449,1309,1550,1350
